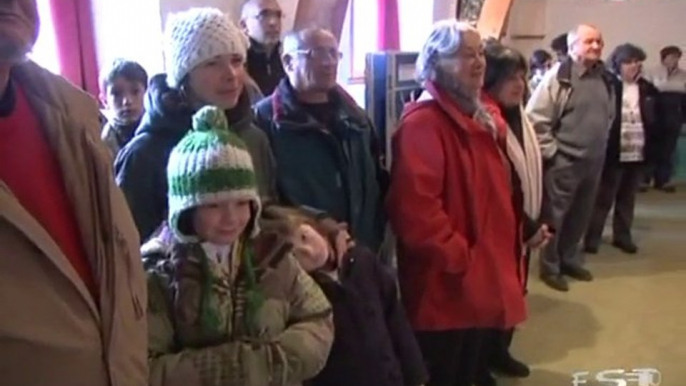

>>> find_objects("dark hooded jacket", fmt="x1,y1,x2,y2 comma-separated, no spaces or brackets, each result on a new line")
114,74,276,243
246,38,285,96
254,79,387,252
306,246,428,386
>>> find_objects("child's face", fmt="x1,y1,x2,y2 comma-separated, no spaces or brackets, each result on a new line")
192,198,252,245
292,224,331,272
105,77,145,124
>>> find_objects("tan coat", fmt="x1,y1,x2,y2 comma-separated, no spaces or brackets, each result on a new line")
143,226,334,386
0,61,148,386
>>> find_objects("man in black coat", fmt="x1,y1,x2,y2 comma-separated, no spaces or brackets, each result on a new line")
241,0,286,95
643,45,686,192
254,28,387,253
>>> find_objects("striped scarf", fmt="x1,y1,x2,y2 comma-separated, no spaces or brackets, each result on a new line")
199,238,264,338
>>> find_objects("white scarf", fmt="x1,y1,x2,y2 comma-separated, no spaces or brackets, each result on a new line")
505,107,543,221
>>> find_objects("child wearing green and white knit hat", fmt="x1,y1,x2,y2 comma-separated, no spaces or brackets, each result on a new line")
142,107,334,386
167,105,261,243
165,104,264,339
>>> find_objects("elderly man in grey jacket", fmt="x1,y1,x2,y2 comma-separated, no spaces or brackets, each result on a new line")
526,24,615,292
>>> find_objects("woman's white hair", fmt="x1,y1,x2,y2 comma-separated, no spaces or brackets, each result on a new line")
416,19,479,84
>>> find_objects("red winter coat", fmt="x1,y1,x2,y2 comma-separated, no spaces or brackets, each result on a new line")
386,81,527,331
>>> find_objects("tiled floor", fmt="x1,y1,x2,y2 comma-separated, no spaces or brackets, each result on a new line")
501,187,686,386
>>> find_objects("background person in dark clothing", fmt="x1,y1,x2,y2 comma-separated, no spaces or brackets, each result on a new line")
551,33,568,63
480,40,550,386
643,45,686,192
529,49,553,92
99,58,148,158
241,0,286,95
254,28,386,253
585,43,660,254
262,205,428,386
115,8,276,243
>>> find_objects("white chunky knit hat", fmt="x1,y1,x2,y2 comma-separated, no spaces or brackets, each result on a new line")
164,7,250,88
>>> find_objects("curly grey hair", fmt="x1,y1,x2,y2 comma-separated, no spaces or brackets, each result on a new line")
415,19,479,84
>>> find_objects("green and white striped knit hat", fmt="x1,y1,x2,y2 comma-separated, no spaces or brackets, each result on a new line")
167,105,260,242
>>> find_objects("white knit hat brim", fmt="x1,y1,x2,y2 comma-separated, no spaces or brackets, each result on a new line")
167,142,254,179
164,7,250,88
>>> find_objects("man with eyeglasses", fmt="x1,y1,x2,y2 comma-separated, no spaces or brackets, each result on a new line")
254,27,387,254
241,0,286,95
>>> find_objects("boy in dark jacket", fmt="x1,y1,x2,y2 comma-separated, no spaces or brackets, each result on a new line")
100,59,148,158
263,205,428,386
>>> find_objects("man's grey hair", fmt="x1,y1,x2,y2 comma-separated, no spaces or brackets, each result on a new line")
416,19,479,84
567,27,579,49
566,24,599,49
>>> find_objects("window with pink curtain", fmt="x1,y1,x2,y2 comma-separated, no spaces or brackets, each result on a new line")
338,0,400,83
339,0,378,82
48,0,100,96
29,0,61,74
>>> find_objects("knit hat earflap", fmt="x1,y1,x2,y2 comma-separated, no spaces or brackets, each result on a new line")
167,105,261,242
164,7,250,88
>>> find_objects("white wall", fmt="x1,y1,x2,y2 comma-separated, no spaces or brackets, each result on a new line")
433,0,457,22
92,0,301,79
506,0,686,67
158,0,299,31
159,0,242,25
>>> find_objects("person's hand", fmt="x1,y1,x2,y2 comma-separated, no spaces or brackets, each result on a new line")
332,225,355,262
527,224,553,248
292,224,331,272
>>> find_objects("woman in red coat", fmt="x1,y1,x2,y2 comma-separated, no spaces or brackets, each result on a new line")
386,20,527,386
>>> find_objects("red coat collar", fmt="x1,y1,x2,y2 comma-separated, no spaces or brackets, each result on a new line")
421,81,508,141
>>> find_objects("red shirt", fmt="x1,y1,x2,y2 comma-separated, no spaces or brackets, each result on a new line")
0,82,98,299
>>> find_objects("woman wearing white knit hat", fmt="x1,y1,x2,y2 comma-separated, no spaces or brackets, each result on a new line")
143,106,334,386
115,7,277,243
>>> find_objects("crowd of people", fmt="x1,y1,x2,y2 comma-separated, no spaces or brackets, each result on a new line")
1,0,685,385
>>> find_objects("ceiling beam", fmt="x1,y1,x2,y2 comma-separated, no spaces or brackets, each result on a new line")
476,0,515,39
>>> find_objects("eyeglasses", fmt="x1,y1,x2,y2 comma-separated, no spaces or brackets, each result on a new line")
253,10,284,22
292,48,343,62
